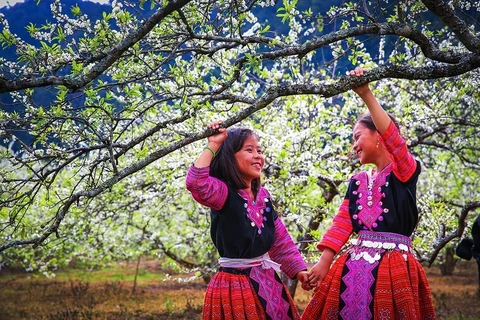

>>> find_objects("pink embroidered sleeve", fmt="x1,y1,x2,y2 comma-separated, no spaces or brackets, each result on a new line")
317,199,353,254
185,165,228,210
268,218,307,279
380,121,417,183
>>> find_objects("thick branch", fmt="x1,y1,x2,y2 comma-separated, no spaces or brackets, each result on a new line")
317,174,342,203
208,59,480,104
184,21,462,63
422,0,480,55
1,18,473,94
155,239,198,270
262,22,463,64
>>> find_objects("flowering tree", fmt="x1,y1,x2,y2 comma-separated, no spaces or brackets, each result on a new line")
0,0,479,281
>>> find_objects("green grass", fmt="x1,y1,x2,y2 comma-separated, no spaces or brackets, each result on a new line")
53,266,162,282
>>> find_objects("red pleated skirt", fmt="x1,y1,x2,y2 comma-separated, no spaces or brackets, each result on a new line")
301,250,437,320
202,270,300,320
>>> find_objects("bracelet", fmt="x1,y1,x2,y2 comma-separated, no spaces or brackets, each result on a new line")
204,145,216,157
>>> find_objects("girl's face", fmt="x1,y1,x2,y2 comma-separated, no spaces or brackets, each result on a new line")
234,135,265,185
352,122,380,165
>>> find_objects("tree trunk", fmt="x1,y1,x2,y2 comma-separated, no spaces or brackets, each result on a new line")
201,271,213,284
476,259,480,297
440,246,456,276
132,255,141,295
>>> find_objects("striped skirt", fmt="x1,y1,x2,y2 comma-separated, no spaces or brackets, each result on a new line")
202,267,300,320
301,231,436,320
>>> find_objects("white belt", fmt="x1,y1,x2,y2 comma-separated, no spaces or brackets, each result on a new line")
218,253,281,272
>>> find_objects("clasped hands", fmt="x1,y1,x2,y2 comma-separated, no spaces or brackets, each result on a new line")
296,259,330,292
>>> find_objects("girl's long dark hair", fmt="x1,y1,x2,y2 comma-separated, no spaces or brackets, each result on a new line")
356,113,401,134
210,127,261,194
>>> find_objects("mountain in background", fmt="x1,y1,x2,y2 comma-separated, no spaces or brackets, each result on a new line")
0,0,112,113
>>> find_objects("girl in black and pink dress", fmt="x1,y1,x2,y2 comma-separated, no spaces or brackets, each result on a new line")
186,121,311,319
302,68,436,320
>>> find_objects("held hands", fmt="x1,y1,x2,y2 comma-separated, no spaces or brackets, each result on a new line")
349,67,372,97
296,270,313,291
307,259,330,292
306,247,335,291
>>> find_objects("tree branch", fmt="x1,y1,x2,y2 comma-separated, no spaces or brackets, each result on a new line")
0,0,194,94
1,19,476,94
422,0,480,55
428,201,480,267
155,239,198,270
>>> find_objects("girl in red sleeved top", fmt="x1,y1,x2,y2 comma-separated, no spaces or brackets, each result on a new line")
186,121,311,320
302,68,436,320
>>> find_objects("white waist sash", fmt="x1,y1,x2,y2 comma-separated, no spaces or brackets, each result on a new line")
218,253,281,272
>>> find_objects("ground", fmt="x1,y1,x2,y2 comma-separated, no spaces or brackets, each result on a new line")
0,259,478,319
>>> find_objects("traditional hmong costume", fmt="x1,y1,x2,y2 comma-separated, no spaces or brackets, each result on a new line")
302,121,436,320
187,166,307,320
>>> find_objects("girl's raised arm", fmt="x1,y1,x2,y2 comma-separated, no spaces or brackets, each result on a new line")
186,121,229,210
349,67,391,134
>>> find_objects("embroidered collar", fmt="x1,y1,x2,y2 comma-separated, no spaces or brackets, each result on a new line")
238,187,270,234
351,163,392,230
